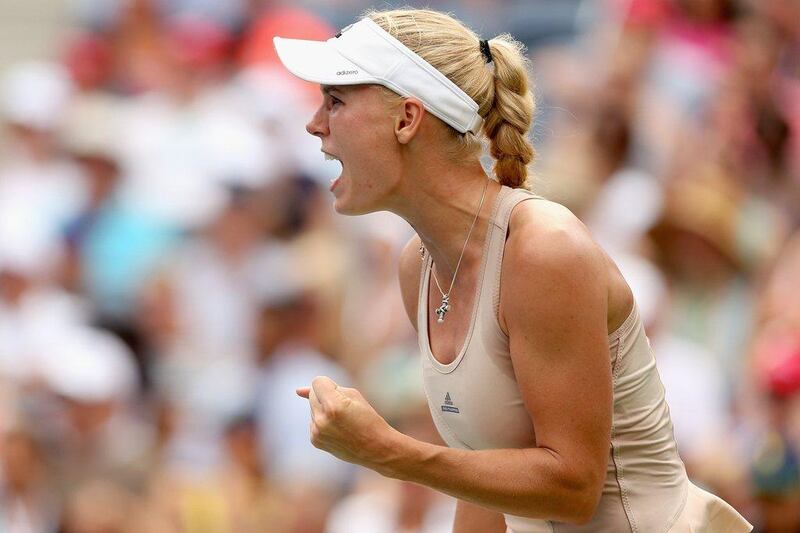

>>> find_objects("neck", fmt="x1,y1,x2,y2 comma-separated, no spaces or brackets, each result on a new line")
385,156,500,282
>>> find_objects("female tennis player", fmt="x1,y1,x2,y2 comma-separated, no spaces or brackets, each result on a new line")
274,8,752,532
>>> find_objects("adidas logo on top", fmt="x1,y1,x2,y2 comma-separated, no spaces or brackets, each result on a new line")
441,392,459,413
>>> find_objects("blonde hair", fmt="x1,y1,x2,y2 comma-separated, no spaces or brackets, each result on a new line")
366,8,536,189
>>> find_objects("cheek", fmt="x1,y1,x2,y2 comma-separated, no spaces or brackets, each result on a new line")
332,106,397,193
336,104,394,145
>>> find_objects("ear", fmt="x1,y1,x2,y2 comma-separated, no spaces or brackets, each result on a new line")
394,97,425,144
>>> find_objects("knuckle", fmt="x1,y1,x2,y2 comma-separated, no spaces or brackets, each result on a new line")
323,402,339,420
341,388,359,403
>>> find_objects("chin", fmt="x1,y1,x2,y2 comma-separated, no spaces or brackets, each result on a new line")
333,201,374,216
333,194,380,216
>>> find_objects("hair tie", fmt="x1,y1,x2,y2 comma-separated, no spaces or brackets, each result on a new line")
479,39,493,64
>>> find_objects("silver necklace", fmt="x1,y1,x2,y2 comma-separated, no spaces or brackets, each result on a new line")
419,178,489,324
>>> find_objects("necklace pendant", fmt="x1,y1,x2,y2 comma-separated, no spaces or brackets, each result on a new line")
435,295,450,324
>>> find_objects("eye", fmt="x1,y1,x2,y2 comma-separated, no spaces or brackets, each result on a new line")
328,95,343,109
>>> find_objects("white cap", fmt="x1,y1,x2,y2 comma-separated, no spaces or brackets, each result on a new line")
0,216,63,279
39,326,137,403
273,17,483,134
1,61,72,130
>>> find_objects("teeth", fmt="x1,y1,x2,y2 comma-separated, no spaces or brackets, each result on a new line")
323,152,340,162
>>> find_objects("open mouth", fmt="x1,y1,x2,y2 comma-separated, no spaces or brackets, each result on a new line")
322,150,343,192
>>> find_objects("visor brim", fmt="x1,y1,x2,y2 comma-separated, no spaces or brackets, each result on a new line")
273,37,379,86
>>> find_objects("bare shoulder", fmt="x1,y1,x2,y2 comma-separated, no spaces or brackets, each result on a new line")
498,198,609,334
505,198,605,275
398,233,424,331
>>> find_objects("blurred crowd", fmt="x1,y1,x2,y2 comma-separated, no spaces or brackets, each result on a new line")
0,0,798,531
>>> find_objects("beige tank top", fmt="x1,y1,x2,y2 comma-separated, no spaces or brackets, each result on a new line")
418,185,690,532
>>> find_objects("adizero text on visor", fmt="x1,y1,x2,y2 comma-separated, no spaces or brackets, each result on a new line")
273,18,483,134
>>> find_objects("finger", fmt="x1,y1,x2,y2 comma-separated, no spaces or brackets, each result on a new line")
311,376,339,397
296,387,311,398
310,420,320,448
311,376,340,409
308,386,322,409
338,387,360,399
307,387,322,423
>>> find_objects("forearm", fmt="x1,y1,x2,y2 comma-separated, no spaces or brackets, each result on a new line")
377,431,598,524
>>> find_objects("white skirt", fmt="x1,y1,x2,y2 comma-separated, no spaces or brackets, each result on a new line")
504,482,752,533
666,482,752,533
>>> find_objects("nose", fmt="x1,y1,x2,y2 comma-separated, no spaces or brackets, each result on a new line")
305,104,329,138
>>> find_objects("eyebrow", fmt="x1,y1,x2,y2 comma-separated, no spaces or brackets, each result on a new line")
321,85,345,97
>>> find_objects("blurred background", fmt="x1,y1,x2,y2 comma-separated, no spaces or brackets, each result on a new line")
0,0,798,531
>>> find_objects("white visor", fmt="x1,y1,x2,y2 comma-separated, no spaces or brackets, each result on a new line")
273,17,483,134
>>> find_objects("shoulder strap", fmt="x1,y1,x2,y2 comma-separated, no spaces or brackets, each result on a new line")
486,187,545,320
417,247,433,337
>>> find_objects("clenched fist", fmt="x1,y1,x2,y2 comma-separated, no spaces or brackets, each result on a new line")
297,376,401,473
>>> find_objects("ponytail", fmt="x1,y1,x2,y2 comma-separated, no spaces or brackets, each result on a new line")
482,37,536,189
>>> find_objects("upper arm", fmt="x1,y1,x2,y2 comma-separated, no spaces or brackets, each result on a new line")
501,203,611,500
398,234,423,332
